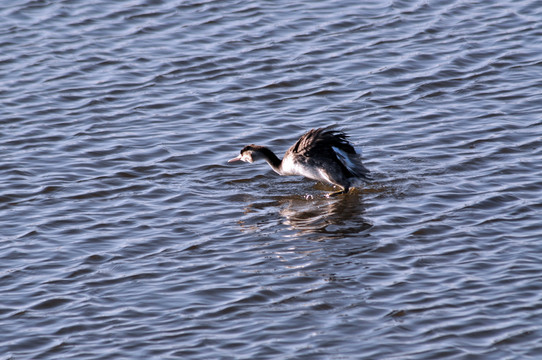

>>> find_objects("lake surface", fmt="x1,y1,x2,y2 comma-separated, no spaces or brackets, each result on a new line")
1,0,542,358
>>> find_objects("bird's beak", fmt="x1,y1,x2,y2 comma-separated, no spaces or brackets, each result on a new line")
228,155,242,163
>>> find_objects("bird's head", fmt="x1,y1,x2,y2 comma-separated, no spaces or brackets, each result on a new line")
228,145,263,163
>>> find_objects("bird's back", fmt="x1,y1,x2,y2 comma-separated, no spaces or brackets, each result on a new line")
285,128,370,181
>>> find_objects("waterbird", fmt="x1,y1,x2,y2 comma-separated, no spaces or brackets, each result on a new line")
228,127,370,197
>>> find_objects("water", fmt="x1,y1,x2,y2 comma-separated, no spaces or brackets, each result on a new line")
1,0,542,358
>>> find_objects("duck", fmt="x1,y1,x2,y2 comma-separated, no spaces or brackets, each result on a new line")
228,127,370,197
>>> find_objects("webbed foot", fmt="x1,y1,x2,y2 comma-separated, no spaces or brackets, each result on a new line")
325,187,349,198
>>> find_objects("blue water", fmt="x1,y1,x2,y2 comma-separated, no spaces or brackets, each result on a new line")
1,0,542,358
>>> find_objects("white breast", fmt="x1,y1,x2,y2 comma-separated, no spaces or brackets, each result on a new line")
280,156,321,180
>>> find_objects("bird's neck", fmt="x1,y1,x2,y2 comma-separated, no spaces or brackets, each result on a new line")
258,147,283,174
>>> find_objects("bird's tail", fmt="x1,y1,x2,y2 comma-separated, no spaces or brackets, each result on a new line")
332,146,371,182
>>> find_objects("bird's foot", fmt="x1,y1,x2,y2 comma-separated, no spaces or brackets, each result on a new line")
325,187,349,198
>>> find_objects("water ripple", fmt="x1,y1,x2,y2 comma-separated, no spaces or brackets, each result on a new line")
1,0,542,359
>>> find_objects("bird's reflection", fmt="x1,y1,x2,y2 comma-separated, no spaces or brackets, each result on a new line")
235,187,376,283
277,190,372,240
238,186,372,241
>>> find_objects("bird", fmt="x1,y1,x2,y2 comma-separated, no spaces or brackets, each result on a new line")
228,127,370,197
